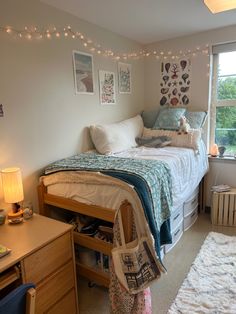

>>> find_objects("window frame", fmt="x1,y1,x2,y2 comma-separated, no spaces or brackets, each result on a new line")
210,53,236,154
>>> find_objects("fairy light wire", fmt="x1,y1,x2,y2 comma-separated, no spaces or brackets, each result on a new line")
0,25,210,60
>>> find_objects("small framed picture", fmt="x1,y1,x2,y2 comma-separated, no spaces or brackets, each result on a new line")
118,62,131,94
72,51,94,94
99,70,116,105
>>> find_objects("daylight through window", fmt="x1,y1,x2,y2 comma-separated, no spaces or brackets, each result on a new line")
211,45,236,156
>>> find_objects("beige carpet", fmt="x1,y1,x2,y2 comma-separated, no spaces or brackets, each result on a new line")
78,214,236,314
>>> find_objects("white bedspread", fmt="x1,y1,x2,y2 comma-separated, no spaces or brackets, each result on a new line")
43,141,208,212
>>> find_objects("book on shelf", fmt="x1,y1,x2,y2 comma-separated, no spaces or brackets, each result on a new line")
211,184,231,193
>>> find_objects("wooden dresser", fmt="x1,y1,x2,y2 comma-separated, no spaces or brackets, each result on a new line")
0,214,79,314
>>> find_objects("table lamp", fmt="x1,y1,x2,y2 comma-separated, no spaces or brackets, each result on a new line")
1,167,24,219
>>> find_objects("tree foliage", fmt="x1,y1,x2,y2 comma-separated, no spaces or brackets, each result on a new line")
216,77,236,151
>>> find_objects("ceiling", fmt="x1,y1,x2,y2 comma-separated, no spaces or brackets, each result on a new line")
42,0,236,44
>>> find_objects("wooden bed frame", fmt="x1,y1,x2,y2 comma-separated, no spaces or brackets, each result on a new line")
38,182,133,288
38,176,206,287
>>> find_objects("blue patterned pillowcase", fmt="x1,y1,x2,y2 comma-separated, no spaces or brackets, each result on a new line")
185,111,207,129
141,109,159,128
153,108,186,130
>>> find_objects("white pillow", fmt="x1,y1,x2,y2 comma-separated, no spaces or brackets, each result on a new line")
90,115,144,154
143,127,202,153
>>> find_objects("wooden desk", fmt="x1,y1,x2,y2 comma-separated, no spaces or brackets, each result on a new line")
0,214,79,314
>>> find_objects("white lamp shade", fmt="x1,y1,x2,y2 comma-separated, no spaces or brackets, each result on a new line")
204,0,236,13
1,167,24,203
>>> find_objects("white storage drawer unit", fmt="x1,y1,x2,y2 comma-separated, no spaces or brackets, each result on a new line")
183,187,199,217
183,205,198,231
170,205,183,232
164,219,183,253
164,187,199,254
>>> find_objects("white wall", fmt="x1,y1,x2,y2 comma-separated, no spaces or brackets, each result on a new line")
144,25,236,206
0,0,144,211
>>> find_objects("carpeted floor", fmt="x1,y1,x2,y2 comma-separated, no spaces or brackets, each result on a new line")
77,213,236,314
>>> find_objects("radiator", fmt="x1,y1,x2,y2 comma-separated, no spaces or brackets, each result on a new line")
211,188,236,226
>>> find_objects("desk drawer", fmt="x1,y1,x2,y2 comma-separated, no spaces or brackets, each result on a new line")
47,288,77,314
35,260,75,314
23,232,72,284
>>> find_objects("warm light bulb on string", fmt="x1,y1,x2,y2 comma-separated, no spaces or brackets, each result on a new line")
0,24,212,61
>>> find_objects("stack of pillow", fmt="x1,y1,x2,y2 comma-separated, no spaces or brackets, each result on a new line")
89,107,207,155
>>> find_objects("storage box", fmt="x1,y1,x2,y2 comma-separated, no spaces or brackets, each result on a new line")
211,188,236,226
164,219,183,254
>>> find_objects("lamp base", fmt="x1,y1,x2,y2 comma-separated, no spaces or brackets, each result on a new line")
8,209,23,220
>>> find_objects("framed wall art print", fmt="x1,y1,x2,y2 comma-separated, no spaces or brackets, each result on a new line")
118,62,131,94
73,51,94,94
99,70,116,105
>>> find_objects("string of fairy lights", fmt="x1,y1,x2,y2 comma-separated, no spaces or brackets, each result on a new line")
0,25,210,60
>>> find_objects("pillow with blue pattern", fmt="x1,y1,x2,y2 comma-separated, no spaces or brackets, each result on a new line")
153,107,186,130
185,111,207,129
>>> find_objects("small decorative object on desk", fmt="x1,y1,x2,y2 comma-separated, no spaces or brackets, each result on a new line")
23,202,33,219
0,209,6,225
0,245,11,258
218,146,226,157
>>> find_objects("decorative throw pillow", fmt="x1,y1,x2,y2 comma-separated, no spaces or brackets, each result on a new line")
185,111,207,129
141,110,159,128
143,127,202,153
136,136,171,148
153,107,186,130
90,115,144,155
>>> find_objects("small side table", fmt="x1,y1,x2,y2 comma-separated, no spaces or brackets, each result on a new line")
211,188,236,226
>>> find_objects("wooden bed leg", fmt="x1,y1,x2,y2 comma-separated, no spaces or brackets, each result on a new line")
37,183,50,217
119,200,133,243
199,176,206,213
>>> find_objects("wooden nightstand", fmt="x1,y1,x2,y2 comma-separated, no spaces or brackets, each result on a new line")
0,214,79,314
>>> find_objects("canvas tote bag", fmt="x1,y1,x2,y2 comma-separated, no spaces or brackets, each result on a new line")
111,208,164,294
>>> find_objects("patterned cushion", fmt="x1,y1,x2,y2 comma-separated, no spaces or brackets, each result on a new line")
153,108,186,130
185,111,207,129
141,110,159,128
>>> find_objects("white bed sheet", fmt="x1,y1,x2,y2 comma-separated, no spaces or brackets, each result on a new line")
45,141,208,212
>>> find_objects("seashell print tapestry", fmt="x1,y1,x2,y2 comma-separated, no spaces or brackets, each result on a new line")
160,59,191,107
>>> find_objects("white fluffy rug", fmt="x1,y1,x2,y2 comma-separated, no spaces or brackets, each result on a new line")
168,232,236,314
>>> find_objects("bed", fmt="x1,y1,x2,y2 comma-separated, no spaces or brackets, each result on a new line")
38,112,209,287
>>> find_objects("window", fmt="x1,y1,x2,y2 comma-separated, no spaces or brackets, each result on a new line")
211,44,236,157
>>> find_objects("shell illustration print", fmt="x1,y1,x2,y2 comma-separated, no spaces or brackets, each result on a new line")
160,58,191,106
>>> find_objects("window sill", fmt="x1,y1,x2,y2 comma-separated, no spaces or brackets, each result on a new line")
208,155,236,163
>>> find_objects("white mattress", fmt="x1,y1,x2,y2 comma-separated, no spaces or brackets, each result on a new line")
44,141,208,213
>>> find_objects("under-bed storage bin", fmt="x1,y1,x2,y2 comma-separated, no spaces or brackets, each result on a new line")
164,219,183,254
183,205,198,231
183,187,198,231
183,187,199,217
170,205,183,232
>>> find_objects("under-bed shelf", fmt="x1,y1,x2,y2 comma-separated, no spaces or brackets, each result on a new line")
76,262,110,287
73,232,113,256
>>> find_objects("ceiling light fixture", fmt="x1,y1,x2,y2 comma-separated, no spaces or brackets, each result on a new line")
204,0,236,13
